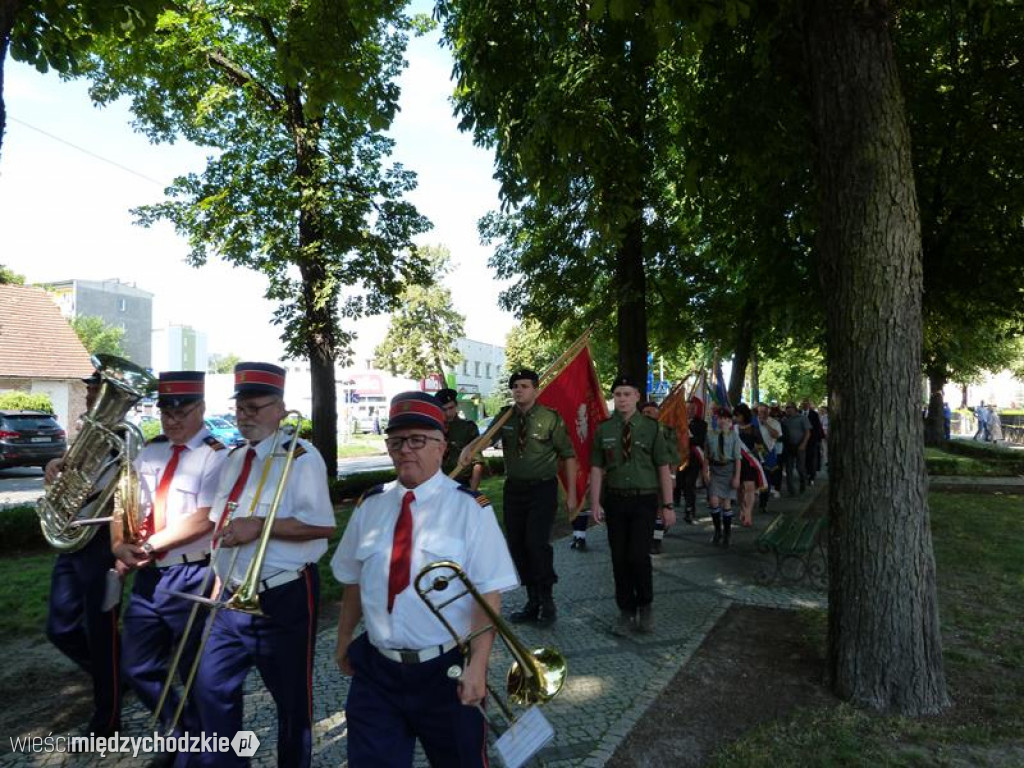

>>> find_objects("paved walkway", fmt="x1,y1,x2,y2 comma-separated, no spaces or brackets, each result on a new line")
2,485,828,767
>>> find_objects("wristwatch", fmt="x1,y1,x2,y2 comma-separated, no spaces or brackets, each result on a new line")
141,541,155,556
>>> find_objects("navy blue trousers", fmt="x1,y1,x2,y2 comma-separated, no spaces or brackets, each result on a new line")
122,561,209,734
46,527,121,734
193,567,319,768
345,632,488,767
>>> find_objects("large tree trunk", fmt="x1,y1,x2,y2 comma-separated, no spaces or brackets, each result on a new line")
804,0,949,715
924,367,948,445
750,348,760,405
728,305,755,405
615,214,648,396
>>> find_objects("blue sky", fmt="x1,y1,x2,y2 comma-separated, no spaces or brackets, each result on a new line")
0,6,514,362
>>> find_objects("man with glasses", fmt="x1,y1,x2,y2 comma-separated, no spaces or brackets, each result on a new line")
436,387,483,489
333,391,517,767
192,362,334,768
111,371,227,760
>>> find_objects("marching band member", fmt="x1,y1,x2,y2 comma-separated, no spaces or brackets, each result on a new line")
112,371,226,752
45,369,122,737
333,392,518,767
192,362,334,768
590,375,675,635
436,387,484,489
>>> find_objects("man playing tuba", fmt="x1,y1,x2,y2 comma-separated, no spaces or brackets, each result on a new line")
332,391,519,767
44,369,122,737
191,362,334,768
112,371,227,761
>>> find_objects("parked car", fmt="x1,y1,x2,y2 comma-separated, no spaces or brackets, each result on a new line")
204,417,245,447
0,410,67,469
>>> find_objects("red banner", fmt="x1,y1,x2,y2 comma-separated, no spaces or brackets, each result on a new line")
537,345,608,513
658,384,690,470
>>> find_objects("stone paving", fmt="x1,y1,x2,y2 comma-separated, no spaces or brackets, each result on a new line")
2,485,828,767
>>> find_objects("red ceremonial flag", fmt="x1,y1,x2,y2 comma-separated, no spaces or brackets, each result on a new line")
537,344,608,515
657,383,690,470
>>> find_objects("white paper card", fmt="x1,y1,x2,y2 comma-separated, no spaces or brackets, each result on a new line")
494,706,554,768
101,569,123,612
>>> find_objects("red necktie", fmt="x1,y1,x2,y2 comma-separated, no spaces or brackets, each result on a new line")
387,491,415,613
143,444,186,539
214,448,257,543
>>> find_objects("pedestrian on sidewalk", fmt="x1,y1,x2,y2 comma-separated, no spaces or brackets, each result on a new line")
641,399,678,554
702,408,742,547
676,396,708,525
780,403,810,495
590,375,675,634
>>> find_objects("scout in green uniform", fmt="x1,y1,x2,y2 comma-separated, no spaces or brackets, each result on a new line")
499,368,577,627
436,388,483,489
641,400,679,555
590,376,675,635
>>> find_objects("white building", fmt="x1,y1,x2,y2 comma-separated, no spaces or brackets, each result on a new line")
151,324,209,373
454,338,506,397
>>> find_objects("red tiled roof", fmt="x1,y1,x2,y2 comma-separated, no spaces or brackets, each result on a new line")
0,284,94,379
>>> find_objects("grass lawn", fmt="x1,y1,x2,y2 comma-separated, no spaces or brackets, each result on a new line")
924,446,1021,476
337,433,387,459
0,474,515,640
711,491,1024,767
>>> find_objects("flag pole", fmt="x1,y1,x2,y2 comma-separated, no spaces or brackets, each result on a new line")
449,326,595,478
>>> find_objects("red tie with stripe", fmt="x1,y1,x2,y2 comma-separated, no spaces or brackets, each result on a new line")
142,444,186,539
214,448,257,543
387,491,415,613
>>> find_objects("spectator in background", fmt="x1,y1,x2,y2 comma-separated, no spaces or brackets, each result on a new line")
942,402,951,441
819,405,830,466
973,402,989,441
802,400,825,486
781,402,811,495
988,405,1004,443
756,403,782,509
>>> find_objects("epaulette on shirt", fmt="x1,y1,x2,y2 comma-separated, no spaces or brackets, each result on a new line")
229,443,248,455
282,439,307,459
457,485,491,508
203,435,226,451
146,434,169,445
356,484,385,507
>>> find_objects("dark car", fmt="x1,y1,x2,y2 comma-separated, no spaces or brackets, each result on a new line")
0,410,68,469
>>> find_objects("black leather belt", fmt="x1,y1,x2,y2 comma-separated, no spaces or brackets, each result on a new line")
606,488,658,497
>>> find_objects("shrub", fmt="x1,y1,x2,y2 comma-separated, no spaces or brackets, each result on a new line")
0,392,54,413
0,505,47,554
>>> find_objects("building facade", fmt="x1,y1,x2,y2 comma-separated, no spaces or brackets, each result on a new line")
151,324,209,373
47,278,154,367
453,338,506,398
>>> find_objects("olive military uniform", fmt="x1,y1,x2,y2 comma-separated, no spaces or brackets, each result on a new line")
591,411,673,615
442,417,482,483
499,402,576,621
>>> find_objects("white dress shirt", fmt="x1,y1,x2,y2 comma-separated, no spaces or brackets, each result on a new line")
208,429,334,585
135,427,227,560
331,469,519,650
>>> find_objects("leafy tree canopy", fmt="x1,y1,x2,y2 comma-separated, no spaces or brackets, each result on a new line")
71,314,125,356
373,245,465,380
207,352,240,375
0,264,25,284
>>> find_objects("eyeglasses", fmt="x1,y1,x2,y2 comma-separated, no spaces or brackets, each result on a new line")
385,434,444,452
160,403,202,423
235,400,280,418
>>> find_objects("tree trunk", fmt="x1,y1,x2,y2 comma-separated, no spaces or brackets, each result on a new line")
615,213,648,397
924,367,948,446
959,383,968,409
804,0,949,715
728,306,755,405
750,348,760,405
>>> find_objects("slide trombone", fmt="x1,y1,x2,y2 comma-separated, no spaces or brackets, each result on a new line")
414,560,566,724
152,414,303,732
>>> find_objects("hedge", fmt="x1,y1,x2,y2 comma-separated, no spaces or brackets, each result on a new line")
0,392,54,413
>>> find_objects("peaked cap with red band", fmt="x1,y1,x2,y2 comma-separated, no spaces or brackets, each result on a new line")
385,391,445,433
157,371,205,409
233,362,286,399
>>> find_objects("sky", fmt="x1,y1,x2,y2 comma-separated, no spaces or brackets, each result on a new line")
0,6,516,365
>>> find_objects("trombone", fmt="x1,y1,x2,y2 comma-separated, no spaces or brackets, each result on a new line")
152,414,303,732
414,560,566,729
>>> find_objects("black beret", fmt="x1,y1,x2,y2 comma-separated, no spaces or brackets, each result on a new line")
611,374,641,391
435,388,459,405
508,368,539,387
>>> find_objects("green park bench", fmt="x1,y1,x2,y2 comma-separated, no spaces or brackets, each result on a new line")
755,511,828,587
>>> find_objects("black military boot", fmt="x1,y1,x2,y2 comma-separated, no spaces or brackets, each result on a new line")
536,584,557,627
722,514,733,548
509,586,539,624
685,505,697,525
710,511,722,546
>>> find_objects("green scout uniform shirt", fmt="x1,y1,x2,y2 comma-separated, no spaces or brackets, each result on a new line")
443,417,482,479
499,404,576,481
590,411,673,491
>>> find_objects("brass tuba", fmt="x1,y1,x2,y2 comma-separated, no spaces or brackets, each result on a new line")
37,354,156,552
415,560,567,725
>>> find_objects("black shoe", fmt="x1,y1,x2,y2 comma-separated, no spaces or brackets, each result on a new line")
510,601,539,624
650,540,662,555
537,600,557,627
576,538,587,552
